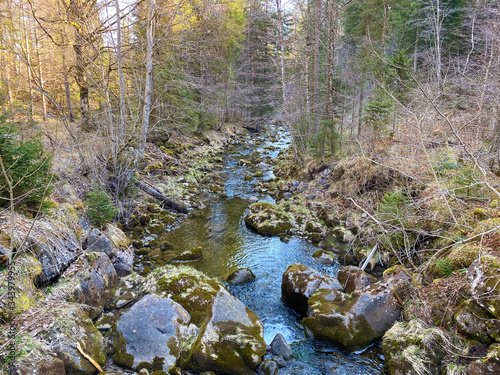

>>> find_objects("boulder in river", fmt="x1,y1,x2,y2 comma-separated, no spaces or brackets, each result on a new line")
184,289,266,375
108,294,198,372
226,268,256,285
281,264,342,316
244,202,292,236
303,283,403,352
312,249,335,265
172,246,203,262
257,359,279,375
270,333,294,360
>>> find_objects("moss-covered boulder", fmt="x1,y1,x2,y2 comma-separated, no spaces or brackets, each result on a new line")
468,343,500,374
184,290,266,375
0,254,43,321
155,266,223,326
454,300,496,345
108,294,199,372
303,283,402,352
468,254,500,318
312,249,335,265
337,266,378,294
61,252,117,317
51,310,107,375
244,202,292,236
332,226,355,243
447,243,485,268
382,319,451,375
281,264,342,316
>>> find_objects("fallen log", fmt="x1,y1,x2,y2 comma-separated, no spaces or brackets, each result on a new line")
135,180,189,214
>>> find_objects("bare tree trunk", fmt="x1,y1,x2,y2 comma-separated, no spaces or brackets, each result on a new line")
313,0,322,134
358,86,364,137
22,12,34,123
33,26,47,120
62,53,75,122
381,0,388,54
138,0,156,158
431,0,443,89
115,0,127,142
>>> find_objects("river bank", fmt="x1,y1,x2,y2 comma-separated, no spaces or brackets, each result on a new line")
1,123,499,375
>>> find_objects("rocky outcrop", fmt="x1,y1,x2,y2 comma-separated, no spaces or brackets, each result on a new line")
61,252,117,317
281,264,342,315
184,290,266,375
244,202,292,236
86,228,116,258
454,301,496,345
109,294,198,371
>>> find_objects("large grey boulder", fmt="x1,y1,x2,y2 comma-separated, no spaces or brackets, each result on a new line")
184,290,266,375
303,283,402,352
281,264,342,315
109,294,198,371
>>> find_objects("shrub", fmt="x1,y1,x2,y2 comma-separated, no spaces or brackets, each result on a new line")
85,187,117,227
0,116,54,211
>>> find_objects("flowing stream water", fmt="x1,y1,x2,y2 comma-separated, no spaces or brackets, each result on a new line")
163,128,386,374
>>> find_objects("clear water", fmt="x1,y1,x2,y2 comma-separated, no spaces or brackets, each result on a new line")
163,130,386,374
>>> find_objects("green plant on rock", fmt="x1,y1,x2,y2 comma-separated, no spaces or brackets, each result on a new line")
85,187,117,227
435,258,454,278
0,116,54,212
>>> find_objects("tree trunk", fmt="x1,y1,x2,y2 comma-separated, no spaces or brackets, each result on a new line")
33,26,47,121
62,53,75,122
136,180,188,213
73,42,91,131
138,0,156,158
313,0,322,134
115,0,127,142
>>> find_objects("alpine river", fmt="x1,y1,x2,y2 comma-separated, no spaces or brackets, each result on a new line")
163,127,386,374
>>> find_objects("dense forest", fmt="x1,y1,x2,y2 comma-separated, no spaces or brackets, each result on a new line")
1,0,500,374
